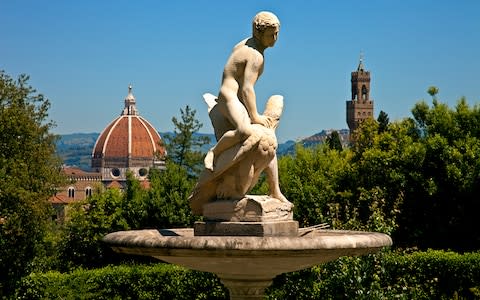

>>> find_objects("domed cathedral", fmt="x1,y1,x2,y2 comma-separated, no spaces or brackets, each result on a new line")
346,54,374,132
92,85,166,184
51,85,166,221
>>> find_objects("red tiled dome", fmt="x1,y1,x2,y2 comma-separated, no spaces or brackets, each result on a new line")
91,86,166,169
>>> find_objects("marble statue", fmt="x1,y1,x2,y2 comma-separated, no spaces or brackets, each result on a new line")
189,12,293,223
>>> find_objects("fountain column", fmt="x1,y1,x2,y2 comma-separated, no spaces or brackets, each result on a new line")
219,275,272,300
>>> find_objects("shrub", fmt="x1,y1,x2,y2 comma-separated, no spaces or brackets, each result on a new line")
15,263,227,300
267,250,480,299
14,250,480,299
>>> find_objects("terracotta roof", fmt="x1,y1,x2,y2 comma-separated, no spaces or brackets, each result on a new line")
49,194,74,204
91,86,166,168
140,180,151,189
107,180,123,189
62,166,101,180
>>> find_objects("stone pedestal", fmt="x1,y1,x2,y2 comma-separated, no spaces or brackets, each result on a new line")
195,195,297,237
202,195,293,222
194,220,298,237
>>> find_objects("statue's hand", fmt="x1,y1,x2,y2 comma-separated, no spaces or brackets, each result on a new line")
251,114,274,128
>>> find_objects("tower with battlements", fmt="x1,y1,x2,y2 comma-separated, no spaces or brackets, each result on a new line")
346,55,374,132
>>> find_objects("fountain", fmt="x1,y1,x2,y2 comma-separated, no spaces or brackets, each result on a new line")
103,11,392,299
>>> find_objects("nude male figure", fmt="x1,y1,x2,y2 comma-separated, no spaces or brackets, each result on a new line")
204,11,288,203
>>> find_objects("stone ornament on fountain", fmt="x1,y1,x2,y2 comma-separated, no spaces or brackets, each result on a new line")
188,11,296,236
191,94,297,236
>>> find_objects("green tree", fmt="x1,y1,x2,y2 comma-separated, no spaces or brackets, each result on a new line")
58,165,197,270
377,110,390,133
144,163,197,228
345,118,424,235
326,130,343,151
0,71,64,295
427,86,439,98
404,95,480,249
58,188,129,270
163,105,210,176
277,144,350,227
122,171,149,229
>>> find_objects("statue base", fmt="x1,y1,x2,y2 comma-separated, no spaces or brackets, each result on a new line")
202,195,293,222
194,220,299,237
195,195,297,237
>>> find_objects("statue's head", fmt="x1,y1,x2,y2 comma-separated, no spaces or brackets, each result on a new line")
252,11,280,48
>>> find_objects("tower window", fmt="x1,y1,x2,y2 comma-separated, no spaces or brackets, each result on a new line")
68,187,75,198
362,85,368,101
85,187,93,197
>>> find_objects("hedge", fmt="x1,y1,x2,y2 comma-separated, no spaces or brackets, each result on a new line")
14,250,480,300
14,264,227,300
267,250,480,299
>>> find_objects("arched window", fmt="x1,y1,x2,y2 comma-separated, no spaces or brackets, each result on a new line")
68,187,75,198
85,187,93,197
362,85,368,101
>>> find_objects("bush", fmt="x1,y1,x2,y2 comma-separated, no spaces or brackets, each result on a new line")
15,263,227,300
267,250,480,299
14,250,480,299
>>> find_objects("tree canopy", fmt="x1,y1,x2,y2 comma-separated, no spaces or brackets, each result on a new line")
0,71,64,295
275,90,480,250
163,105,210,176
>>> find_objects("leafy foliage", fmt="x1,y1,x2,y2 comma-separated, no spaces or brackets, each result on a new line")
143,164,197,228
58,188,130,270
15,264,227,300
325,130,343,151
0,71,64,295
275,93,480,249
267,250,480,300
58,164,197,270
163,105,211,176
376,110,389,133
14,250,480,300
277,144,351,227
401,95,480,249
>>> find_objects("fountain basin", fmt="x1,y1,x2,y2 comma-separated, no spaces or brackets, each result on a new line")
104,228,391,299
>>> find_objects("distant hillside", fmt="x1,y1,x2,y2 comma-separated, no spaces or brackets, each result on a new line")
277,129,350,155
56,130,349,171
55,132,216,171
56,133,99,171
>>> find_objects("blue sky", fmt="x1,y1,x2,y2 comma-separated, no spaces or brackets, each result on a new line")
2,1,479,142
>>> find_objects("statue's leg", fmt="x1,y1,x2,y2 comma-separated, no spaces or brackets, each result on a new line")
265,155,290,204
204,99,252,171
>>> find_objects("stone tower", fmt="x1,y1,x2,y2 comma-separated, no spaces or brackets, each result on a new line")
346,55,374,132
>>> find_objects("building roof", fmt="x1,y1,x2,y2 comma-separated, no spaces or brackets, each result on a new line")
63,166,101,179
91,86,166,168
106,180,123,189
50,194,74,204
